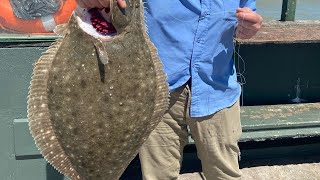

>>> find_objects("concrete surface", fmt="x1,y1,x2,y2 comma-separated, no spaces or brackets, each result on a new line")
178,162,320,180
121,155,320,180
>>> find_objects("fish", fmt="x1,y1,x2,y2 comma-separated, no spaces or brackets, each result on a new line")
27,0,169,179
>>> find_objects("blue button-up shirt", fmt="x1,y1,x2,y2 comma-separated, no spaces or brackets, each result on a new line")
144,0,256,117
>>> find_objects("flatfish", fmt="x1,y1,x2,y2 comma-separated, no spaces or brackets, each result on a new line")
27,0,169,179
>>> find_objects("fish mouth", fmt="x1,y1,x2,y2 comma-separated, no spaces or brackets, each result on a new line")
75,7,116,41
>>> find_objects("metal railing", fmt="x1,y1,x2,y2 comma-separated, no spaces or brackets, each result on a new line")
281,0,297,21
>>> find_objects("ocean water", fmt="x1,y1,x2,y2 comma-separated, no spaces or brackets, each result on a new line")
257,0,320,20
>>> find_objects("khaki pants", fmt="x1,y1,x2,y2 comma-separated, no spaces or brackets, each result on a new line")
139,84,242,180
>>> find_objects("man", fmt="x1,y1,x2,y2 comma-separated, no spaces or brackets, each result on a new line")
77,0,262,179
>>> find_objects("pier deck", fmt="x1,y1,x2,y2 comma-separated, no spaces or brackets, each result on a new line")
237,20,320,44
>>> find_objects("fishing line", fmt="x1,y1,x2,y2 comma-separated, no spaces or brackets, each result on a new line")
233,12,247,106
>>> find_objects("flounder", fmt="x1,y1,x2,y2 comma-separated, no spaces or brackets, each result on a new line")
27,0,169,179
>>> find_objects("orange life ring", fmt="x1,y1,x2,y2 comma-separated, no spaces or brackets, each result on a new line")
0,0,77,33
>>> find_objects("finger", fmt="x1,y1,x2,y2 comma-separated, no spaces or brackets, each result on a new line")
236,25,256,37
236,12,262,24
238,19,255,28
81,0,95,8
76,0,87,8
98,0,110,8
238,20,261,31
91,0,104,8
117,0,126,8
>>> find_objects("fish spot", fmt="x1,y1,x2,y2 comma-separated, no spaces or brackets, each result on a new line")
124,135,131,139
80,80,87,88
72,93,79,98
97,142,104,147
90,134,96,139
48,88,54,94
97,122,104,128
71,111,78,117
102,96,109,103
55,105,61,110
106,113,113,120
73,128,79,135
68,125,73,130
50,136,56,140
80,161,87,168
116,111,121,117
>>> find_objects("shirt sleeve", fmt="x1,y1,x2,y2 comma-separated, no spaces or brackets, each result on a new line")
240,0,256,12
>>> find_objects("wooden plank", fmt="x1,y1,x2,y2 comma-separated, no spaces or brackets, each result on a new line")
237,20,320,44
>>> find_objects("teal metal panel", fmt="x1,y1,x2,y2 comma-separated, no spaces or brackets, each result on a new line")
0,47,68,180
0,35,56,43
235,43,320,106
13,119,40,157
241,127,320,142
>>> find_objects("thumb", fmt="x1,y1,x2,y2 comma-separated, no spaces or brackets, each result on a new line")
117,0,126,8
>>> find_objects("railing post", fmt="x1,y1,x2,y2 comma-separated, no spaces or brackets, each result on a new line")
281,0,297,21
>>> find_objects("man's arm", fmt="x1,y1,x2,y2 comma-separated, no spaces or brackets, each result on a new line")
236,0,262,39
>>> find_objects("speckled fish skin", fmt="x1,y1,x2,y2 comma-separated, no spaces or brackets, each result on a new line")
27,0,169,179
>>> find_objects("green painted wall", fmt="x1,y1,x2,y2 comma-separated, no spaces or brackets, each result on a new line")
0,46,67,180
235,42,320,106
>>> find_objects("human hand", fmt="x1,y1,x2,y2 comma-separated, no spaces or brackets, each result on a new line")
235,7,263,39
76,0,126,9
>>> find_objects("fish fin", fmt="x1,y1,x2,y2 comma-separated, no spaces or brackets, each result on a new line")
140,0,170,129
94,40,109,65
28,38,81,180
94,40,108,83
53,24,69,36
